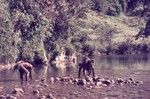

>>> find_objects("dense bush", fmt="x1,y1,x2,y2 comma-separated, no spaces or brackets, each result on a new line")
0,0,150,65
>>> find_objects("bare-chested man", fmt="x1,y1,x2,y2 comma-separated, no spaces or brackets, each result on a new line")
13,60,32,83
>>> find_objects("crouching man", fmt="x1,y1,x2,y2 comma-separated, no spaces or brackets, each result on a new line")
13,60,33,83
78,56,95,80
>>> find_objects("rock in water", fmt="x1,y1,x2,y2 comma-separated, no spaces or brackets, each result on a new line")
60,97,67,99
38,96,46,99
134,81,143,85
33,90,40,96
93,76,101,82
0,95,5,99
95,81,102,86
41,78,46,82
6,95,17,99
50,77,55,83
116,78,124,86
77,79,86,86
86,76,93,83
55,77,61,82
12,88,24,96
0,86,3,92
46,94,56,99
101,80,112,86
60,76,72,82
72,78,79,84
125,77,135,84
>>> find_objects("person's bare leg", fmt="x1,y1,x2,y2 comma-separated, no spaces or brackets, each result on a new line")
26,72,29,81
78,65,82,78
92,67,95,79
83,69,88,79
29,69,32,80
20,73,23,84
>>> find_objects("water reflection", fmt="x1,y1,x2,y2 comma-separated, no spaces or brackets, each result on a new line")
95,55,150,71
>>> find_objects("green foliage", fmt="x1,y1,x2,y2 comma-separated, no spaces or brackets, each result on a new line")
0,0,150,64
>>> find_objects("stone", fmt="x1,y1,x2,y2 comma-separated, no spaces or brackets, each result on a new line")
55,77,61,82
46,94,56,99
0,86,3,92
60,97,67,99
93,76,101,82
60,77,71,82
38,96,46,99
77,79,86,86
86,76,93,83
101,80,112,86
129,78,134,82
43,83,48,87
134,81,143,86
86,85,93,89
72,78,78,84
116,78,124,86
0,95,5,99
33,90,40,95
12,88,24,96
95,81,102,86
125,78,135,84
6,95,17,99
50,77,55,83
41,78,46,82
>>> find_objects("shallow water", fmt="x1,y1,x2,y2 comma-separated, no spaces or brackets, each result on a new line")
0,55,150,83
1,55,150,99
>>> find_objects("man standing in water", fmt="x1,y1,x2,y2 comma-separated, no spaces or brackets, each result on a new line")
78,55,95,80
13,60,33,84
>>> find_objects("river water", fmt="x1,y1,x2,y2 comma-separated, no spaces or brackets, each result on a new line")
0,55,150,83
1,55,150,99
